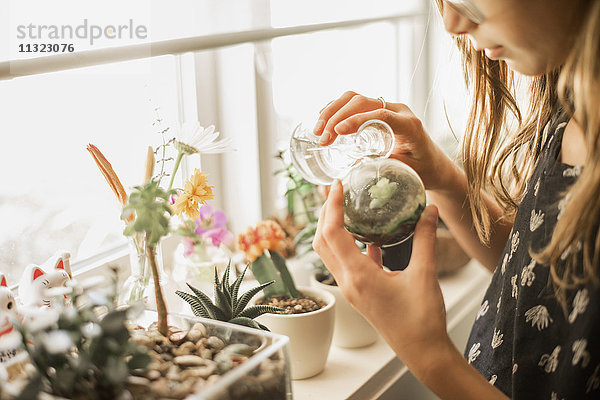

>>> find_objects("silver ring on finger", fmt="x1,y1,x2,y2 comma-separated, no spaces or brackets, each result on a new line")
377,96,386,110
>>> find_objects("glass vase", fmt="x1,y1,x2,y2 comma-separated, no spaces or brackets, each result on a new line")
172,242,231,308
118,234,168,309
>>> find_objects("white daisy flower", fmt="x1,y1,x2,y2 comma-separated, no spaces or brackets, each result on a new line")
175,122,234,155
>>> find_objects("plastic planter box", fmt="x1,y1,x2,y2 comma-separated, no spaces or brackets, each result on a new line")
136,311,292,400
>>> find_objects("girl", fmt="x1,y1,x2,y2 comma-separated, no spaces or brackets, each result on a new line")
312,0,599,398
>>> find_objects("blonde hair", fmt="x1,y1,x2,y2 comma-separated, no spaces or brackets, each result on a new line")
438,1,600,299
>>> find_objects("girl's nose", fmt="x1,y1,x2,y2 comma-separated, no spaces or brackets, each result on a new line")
442,3,479,36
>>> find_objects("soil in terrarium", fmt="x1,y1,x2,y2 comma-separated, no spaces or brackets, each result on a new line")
257,294,325,314
344,170,426,247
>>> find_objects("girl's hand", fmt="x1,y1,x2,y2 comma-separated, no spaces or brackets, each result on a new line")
312,180,452,376
314,91,452,190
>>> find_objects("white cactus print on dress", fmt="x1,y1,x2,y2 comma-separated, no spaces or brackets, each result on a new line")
509,231,520,261
557,192,571,220
476,300,489,320
560,241,582,261
521,259,536,287
489,374,498,385
501,254,508,275
530,209,545,232
534,177,540,196
525,305,553,331
572,339,590,368
492,328,504,349
563,165,582,177
497,291,502,312
468,342,481,364
569,289,589,324
539,346,561,373
511,275,519,299
551,392,565,400
587,364,600,394
512,363,518,374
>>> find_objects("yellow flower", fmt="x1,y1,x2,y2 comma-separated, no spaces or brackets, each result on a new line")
173,169,215,219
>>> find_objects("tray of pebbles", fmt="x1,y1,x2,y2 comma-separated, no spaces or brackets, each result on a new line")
127,312,291,400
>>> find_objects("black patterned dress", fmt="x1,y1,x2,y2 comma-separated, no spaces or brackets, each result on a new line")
464,115,600,399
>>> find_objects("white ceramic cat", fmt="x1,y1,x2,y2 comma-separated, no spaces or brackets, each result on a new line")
0,274,22,365
18,251,71,309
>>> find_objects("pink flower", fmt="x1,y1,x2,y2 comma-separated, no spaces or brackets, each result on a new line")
193,204,232,248
182,237,196,257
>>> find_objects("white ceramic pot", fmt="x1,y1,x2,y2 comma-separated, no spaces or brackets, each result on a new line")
310,274,378,348
254,286,335,380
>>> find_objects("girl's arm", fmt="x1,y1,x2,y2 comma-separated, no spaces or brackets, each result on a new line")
428,160,514,272
315,92,512,271
313,182,509,399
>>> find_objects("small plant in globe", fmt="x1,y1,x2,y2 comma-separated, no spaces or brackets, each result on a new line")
343,157,426,247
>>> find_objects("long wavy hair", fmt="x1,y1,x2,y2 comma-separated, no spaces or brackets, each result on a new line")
435,0,600,303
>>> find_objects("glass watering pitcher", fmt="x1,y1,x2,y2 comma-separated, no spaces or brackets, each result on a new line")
289,119,396,186
289,119,426,247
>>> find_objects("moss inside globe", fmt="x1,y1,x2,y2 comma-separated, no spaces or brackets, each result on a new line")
343,158,426,247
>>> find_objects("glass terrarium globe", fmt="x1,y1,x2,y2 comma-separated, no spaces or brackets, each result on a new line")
343,158,426,247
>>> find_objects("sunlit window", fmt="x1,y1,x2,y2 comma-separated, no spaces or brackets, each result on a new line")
0,56,180,283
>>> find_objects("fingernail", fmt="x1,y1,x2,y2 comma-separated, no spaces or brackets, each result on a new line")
320,131,330,145
313,119,325,135
335,121,350,135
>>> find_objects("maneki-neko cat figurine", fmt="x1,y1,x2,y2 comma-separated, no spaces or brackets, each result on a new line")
18,251,72,309
0,274,22,365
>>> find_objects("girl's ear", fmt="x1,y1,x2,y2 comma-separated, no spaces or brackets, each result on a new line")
32,267,45,281
0,275,7,287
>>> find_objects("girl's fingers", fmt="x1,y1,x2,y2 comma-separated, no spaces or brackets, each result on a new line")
408,205,439,276
366,245,383,267
321,95,383,145
314,91,357,137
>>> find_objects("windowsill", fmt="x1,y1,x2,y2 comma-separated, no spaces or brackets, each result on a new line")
292,260,491,399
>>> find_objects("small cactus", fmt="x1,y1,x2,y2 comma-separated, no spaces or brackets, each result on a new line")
176,263,282,331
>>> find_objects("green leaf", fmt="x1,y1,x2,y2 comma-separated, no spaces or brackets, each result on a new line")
238,305,283,319
228,317,268,331
293,225,317,246
234,280,277,316
270,250,301,298
176,290,210,319
127,352,151,370
251,254,290,298
229,263,248,312
99,309,128,335
221,263,232,306
186,283,226,321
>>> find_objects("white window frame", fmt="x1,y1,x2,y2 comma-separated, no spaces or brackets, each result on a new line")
1,1,432,279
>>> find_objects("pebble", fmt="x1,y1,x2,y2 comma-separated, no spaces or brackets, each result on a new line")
206,336,224,350
146,369,161,380
169,330,188,345
174,355,208,367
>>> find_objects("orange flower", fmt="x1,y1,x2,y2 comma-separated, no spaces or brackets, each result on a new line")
236,220,286,262
173,169,215,220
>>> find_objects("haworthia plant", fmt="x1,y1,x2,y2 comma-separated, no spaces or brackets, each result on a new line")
176,262,282,331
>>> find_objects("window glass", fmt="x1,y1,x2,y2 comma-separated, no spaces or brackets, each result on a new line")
0,55,179,283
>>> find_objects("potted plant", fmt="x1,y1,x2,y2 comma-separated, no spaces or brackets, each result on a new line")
237,220,335,380
3,269,292,400
276,151,379,349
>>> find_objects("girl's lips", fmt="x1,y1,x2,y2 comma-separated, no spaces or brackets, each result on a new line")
484,46,505,60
